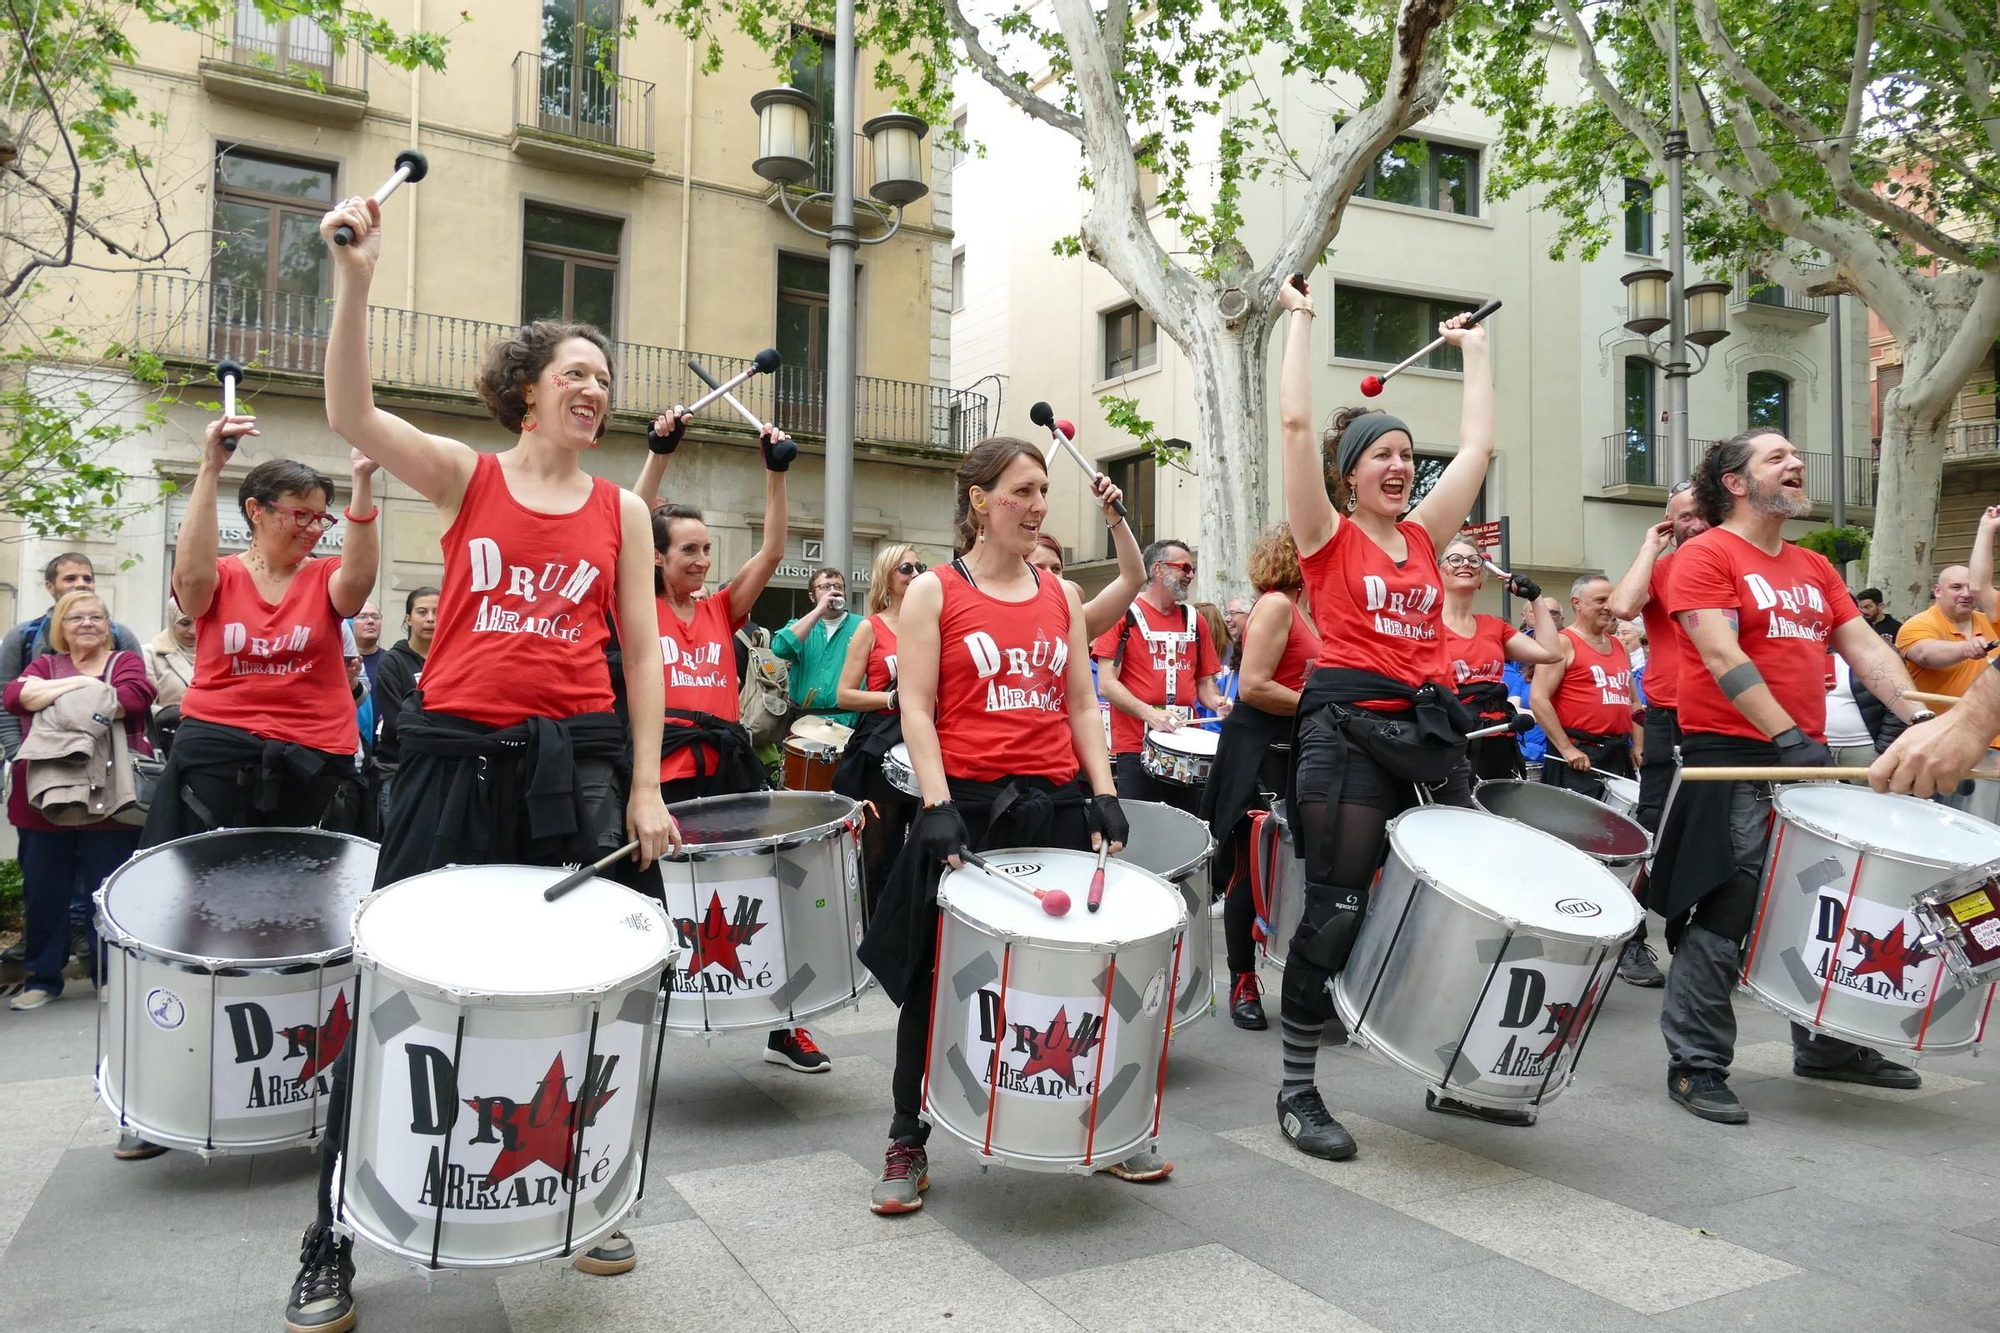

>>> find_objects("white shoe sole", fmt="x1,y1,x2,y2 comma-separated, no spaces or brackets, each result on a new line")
763,1049,832,1073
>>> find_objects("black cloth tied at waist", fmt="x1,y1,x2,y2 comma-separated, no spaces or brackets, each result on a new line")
139,717,358,846
1456,679,1514,723
1201,699,1291,843
833,709,905,801
661,707,765,795
858,773,1087,1006
1644,731,1777,927
1293,667,1477,811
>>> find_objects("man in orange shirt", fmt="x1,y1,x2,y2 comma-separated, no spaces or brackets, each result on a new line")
1895,563,1999,703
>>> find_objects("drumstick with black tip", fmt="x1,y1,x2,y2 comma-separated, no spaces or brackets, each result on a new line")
688,356,798,467
1359,299,1502,398
1087,842,1111,913
545,840,639,902
333,149,429,246
1028,402,1126,519
961,849,1072,916
216,359,245,451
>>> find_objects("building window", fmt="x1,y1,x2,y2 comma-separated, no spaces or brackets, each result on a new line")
1623,179,1654,255
1747,370,1792,436
232,2,335,77
1102,302,1157,379
1409,453,1484,523
522,204,621,329
775,252,831,434
1105,451,1156,557
211,149,337,362
950,251,966,311
538,0,621,142
1332,284,1471,373
1623,356,1657,483
1358,137,1479,216
788,27,836,189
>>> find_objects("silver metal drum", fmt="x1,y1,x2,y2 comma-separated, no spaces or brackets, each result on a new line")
657,791,868,1034
1119,801,1217,1032
924,848,1185,1172
1254,801,1305,972
883,742,919,797
95,828,376,1156
1141,727,1218,786
1333,808,1639,1112
1596,773,1641,820
1744,785,2000,1055
1943,749,2000,827
335,867,675,1269
1473,780,1652,888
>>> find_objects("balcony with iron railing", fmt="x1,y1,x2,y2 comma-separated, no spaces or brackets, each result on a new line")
1942,419,2000,460
134,276,987,455
199,12,368,123
1731,267,1834,321
509,51,657,176
1601,431,1874,510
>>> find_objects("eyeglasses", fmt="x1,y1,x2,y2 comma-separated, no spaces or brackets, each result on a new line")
353,612,382,622
1669,479,1695,495
894,562,927,577
261,501,337,532
1158,561,1197,577
1441,554,1483,570
61,613,107,626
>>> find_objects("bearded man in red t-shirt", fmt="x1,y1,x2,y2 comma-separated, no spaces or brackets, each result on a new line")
1650,431,1931,1126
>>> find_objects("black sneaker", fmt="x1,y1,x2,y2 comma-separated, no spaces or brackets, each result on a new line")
1276,1088,1357,1160
1229,972,1268,1030
1425,1090,1536,1127
1794,1051,1921,1090
1617,940,1666,988
765,1027,832,1073
284,1223,355,1333
1667,1069,1748,1124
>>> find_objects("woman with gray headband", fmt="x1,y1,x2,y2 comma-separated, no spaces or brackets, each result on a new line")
1269,275,1507,1160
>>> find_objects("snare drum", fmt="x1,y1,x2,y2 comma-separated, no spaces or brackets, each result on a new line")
1120,802,1217,1031
1473,780,1652,888
1254,800,1306,972
1333,808,1639,1112
1595,774,1641,820
1743,784,2000,1055
656,791,869,1034
95,828,376,1155
883,742,919,798
924,848,1185,1171
1141,727,1219,787
336,867,675,1269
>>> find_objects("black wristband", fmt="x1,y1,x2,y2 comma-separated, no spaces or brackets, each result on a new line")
646,413,687,455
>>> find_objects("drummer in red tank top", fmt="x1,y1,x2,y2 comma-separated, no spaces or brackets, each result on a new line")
855,438,1172,1216
833,542,927,908
1529,573,1640,794
1438,535,1559,782
1272,275,1510,1156
280,194,680,1329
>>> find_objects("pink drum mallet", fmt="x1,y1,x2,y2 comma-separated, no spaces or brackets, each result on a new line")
962,849,1073,917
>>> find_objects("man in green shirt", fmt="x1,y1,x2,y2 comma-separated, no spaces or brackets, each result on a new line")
773,566,862,727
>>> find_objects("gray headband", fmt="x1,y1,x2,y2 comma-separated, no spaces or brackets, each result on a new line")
1336,413,1412,479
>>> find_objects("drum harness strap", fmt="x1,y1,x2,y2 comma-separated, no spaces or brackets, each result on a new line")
1115,604,1198,715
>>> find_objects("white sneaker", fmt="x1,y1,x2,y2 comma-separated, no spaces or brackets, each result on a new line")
9,987,56,1011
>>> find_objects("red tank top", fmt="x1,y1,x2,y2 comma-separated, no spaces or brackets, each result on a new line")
1266,595,1322,692
1299,518,1444,708
182,556,356,753
1550,627,1636,736
419,453,622,727
659,589,745,781
1640,554,1681,708
1444,613,1517,690
866,614,899,694
935,564,1077,784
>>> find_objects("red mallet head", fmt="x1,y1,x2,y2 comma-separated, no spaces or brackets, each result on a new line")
1041,889,1073,917
1055,419,1076,439
1360,374,1385,398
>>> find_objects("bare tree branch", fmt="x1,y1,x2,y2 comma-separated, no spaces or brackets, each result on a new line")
939,0,1083,139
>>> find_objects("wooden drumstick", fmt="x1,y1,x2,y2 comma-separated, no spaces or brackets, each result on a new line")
1678,767,2000,783
545,840,639,902
962,849,1073,916
1902,690,1963,709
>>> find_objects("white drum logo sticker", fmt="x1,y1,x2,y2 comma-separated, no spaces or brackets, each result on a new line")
964,989,1116,1101
1457,959,1601,1085
215,985,353,1116
1143,969,1168,1018
658,872,789,998
1554,898,1602,919
373,1023,644,1221
1804,892,1938,1008
145,987,185,1031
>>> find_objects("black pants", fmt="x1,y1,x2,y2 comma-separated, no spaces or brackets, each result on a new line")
1468,733,1525,781
1215,821,1258,975
1113,751,1200,817
1635,707,1680,834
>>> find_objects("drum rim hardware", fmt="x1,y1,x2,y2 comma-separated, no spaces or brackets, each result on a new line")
1909,860,2000,990
938,848,1188,953
1772,785,1994,872
1119,800,1217,888
1383,806,1643,945
662,790,864,860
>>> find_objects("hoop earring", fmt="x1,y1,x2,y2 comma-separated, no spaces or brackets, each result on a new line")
522,409,538,433
1343,492,1358,515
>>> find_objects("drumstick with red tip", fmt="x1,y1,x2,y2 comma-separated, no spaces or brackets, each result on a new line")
1086,841,1111,913
962,849,1072,917
1359,298,1502,398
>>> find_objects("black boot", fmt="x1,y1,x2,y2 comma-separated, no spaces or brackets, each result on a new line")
1229,972,1268,1029
1276,1088,1357,1160
284,1223,356,1333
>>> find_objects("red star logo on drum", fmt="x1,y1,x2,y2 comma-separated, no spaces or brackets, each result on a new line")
468,1052,618,1186
1846,920,1936,991
682,890,768,984
1539,979,1603,1061
293,990,352,1085
1017,1007,1099,1085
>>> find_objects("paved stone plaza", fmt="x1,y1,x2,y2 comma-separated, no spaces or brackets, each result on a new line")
4,939,1999,1333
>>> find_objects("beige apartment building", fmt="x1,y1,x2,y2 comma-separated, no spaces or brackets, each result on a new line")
3,3,975,642
950,47,1872,610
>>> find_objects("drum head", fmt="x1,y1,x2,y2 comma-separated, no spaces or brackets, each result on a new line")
354,867,670,996
99,828,377,964
1148,727,1218,756
1388,807,1642,940
1119,801,1215,884
940,848,1184,947
667,791,859,851
1472,781,1650,860
888,743,911,766
1774,784,2000,866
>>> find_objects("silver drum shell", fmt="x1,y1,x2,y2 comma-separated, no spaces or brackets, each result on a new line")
1118,801,1217,1032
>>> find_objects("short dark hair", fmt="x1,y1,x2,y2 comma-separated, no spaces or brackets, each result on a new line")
237,459,334,525
404,585,440,616
43,553,91,584
651,504,705,597
1143,539,1190,580
1857,587,1884,603
476,321,614,435
811,566,845,588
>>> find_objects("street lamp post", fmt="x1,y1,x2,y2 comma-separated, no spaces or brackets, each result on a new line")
1621,266,1730,482
749,23,929,581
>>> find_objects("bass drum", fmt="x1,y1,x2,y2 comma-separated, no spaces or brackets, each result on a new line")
1118,801,1217,1032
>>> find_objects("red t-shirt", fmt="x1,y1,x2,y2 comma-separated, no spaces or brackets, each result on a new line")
1269,596,1323,693
659,589,746,781
936,565,1077,784
866,614,899,694
1640,554,1683,709
1090,599,1220,754
1667,528,1859,742
420,453,621,727
1299,519,1445,708
1445,613,1517,690
1549,627,1636,737
181,556,356,754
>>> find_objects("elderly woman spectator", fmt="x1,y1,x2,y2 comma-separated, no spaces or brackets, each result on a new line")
5,589,155,1018
141,607,197,754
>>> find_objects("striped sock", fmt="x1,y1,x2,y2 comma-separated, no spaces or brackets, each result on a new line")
1280,1017,1322,1098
